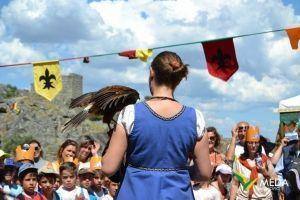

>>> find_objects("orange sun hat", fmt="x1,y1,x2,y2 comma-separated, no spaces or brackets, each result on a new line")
245,126,260,142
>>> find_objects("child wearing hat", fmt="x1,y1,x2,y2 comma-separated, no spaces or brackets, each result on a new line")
16,163,46,200
56,162,89,200
102,178,119,200
0,158,23,199
15,144,35,164
38,163,60,200
78,168,96,200
78,168,94,190
0,149,10,169
211,164,232,200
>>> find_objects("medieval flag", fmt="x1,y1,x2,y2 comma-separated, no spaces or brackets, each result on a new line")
10,102,20,114
33,60,62,101
285,27,300,50
202,38,239,81
118,49,153,62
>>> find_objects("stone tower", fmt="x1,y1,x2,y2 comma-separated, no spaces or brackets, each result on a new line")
31,73,83,103
55,73,83,103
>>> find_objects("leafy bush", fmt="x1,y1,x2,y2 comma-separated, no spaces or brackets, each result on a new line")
1,133,34,155
4,84,19,98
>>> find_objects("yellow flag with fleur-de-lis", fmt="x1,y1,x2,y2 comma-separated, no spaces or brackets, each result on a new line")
33,60,63,101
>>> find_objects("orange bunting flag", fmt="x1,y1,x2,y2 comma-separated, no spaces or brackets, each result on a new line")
10,102,20,114
119,49,153,62
285,27,300,49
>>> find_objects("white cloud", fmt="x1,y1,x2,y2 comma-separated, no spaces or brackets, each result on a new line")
266,37,296,65
207,71,294,102
0,38,44,63
205,114,236,137
90,1,155,47
86,66,148,85
189,67,294,103
1,0,130,44
0,20,5,37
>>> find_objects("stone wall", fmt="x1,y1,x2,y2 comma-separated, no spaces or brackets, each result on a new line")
58,73,83,103
31,73,83,104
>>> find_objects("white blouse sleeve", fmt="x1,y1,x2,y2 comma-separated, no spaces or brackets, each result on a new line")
117,104,135,135
195,109,206,139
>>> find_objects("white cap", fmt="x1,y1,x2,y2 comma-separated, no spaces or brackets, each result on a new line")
215,164,232,175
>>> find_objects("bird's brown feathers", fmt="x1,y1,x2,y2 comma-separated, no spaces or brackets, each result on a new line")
69,92,95,108
62,85,139,133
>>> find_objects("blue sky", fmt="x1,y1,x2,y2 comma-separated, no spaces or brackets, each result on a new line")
0,0,299,141
284,0,300,14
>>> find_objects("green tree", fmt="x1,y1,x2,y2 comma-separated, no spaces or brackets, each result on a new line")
2,133,34,155
0,84,19,99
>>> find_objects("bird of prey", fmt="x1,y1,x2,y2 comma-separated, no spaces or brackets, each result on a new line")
62,85,139,134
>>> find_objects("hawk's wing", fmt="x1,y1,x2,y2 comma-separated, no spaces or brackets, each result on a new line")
69,92,96,108
93,85,139,123
62,85,139,133
61,103,94,133
94,85,138,110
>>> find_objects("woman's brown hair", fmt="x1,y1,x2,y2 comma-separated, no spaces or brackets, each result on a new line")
79,135,95,148
29,139,43,158
151,51,188,90
78,135,95,161
57,139,78,164
206,126,221,148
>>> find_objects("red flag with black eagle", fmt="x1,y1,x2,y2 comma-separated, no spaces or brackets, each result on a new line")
202,38,239,81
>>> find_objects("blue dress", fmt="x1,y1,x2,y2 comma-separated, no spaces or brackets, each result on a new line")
116,102,200,200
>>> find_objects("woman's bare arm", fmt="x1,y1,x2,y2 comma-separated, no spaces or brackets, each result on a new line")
101,124,128,176
270,137,288,165
267,160,278,179
193,133,212,181
225,126,238,162
229,176,239,200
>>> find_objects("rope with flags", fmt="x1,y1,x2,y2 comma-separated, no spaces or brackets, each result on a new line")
0,27,297,68
0,26,299,101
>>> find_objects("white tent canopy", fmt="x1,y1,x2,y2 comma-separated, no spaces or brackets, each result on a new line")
278,95,300,113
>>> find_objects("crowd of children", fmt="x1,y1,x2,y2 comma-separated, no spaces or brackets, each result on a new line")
0,120,299,200
0,139,118,200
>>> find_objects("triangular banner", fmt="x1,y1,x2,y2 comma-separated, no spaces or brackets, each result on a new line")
33,60,63,101
118,50,136,59
135,49,153,62
119,49,153,62
285,27,300,49
202,38,239,81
